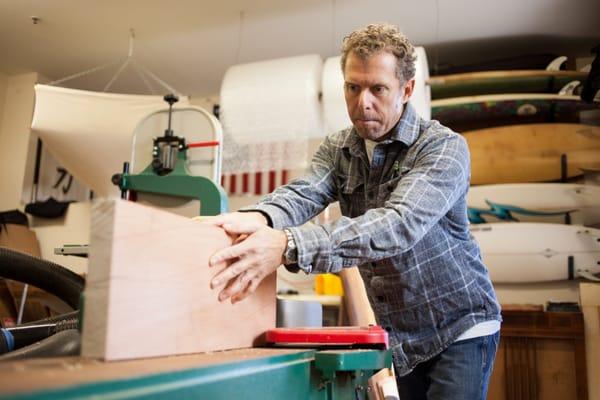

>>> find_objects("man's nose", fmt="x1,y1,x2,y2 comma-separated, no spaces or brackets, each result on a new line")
358,90,373,110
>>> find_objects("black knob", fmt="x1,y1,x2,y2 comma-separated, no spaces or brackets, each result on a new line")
111,173,122,186
152,158,163,171
163,93,179,106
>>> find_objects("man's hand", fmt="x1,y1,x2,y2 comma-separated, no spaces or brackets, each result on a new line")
208,221,287,304
200,211,268,232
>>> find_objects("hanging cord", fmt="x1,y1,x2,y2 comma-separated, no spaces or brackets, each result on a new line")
103,58,131,92
132,59,156,94
131,59,182,96
48,57,126,86
47,28,182,95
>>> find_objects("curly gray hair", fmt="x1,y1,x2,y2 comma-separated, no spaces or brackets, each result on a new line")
340,23,417,83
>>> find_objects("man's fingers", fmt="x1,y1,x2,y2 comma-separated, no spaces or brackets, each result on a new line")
209,242,246,266
231,275,263,304
239,267,261,286
210,257,255,288
195,214,229,226
218,272,248,302
233,234,249,245
221,222,263,235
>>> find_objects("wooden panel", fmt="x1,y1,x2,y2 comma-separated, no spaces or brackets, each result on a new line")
81,199,276,361
488,340,507,400
536,340,578,400
580,283,600,400
488,310,588,400
506,337,538,399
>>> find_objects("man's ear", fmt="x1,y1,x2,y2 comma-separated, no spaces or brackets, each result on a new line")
402,78,416,104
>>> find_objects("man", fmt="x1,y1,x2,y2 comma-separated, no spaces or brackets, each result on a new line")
206,23,501,399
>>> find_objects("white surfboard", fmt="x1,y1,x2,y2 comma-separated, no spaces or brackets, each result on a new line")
467,183,600,226
471,223,600,283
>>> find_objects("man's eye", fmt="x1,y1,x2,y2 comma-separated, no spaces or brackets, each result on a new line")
346,84,359,92
373,86,386,94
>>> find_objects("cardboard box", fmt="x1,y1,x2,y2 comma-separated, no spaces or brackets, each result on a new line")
0,223,52,322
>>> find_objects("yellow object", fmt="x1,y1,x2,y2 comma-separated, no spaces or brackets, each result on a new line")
315,273,344,296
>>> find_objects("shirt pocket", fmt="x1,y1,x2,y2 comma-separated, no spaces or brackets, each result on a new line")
336,174,365,218
376,175,402,205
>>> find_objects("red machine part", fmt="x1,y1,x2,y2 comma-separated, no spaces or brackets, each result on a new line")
266,325,388,349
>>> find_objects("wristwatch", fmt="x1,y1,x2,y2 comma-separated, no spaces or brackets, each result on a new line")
283,229,298,265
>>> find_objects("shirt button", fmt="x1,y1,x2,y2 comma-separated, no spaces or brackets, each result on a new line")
384,326,392,332
376,295,385,302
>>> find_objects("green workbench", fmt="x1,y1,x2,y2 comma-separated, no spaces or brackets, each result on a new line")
0,347,392,399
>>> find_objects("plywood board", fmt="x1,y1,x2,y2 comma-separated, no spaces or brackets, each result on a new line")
81,199,276,361
464,123,600,184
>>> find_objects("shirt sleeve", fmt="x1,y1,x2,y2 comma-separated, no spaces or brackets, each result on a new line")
239,134,339,230
289,131,470,274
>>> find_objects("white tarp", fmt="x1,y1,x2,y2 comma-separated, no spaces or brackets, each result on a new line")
31,85,189,197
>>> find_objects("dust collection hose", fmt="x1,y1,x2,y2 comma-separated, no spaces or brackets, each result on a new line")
0,329,80,361
0,247,85,357
0,318,79,354
0,247,84,309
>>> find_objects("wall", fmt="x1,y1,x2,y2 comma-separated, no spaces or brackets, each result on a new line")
494,282,579,306
0,72,7,130
0,72,38,212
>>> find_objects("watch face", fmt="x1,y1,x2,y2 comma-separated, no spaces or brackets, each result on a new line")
286,251,297,263
284,229,297,263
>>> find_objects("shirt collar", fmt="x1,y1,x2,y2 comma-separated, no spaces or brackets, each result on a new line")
342,102,421,156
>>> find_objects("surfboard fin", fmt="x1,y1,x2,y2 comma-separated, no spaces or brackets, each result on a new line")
577,270,600,282
546,56,567,71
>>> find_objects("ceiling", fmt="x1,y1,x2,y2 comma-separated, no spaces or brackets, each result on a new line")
0,0,598,97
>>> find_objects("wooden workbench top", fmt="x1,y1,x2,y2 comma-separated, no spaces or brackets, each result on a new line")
0,348,309,395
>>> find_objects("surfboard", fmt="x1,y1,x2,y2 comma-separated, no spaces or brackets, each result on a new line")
471,223,600,283
434,53,562,75
429,70,587,99
464,123,600,185
431,94,599,132
467,183,600,226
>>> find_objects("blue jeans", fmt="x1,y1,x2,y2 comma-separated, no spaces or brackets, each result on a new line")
396,332,500,400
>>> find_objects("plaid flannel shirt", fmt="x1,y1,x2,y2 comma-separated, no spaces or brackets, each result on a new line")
242,103,501,375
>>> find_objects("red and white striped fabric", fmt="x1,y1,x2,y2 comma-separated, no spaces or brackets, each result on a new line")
221,170,290,196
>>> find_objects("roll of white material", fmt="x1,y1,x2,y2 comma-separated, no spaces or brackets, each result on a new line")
412,47,431,120
220,55,323,174
220,54,324,143
321,47,431,133
322,56,351,134
31,85,189,197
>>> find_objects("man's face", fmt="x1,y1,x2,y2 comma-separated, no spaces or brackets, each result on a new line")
343,51,414,141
